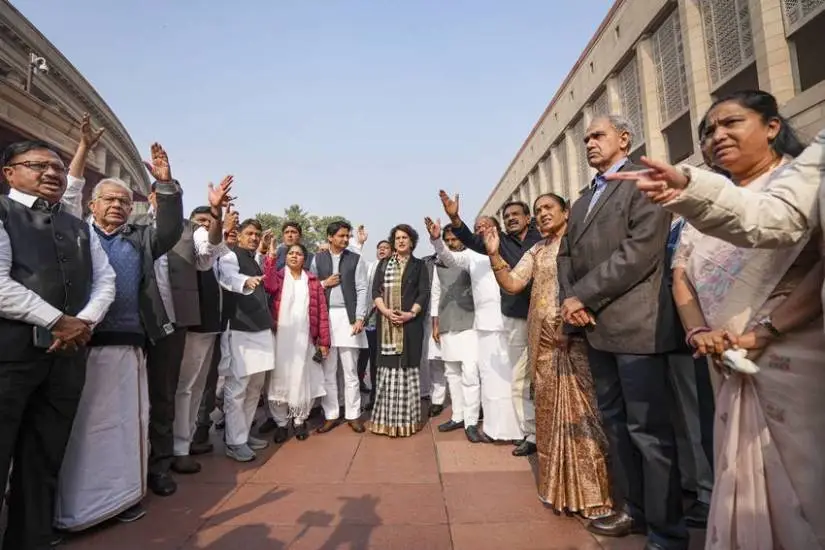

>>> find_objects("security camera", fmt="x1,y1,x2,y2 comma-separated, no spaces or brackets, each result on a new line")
29,53,49,73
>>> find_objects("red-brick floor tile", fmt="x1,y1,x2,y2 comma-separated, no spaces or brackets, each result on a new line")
247,434,362,484
589,526,707,549
208,483,447,527
443,471,548,524
345,430,439,484
68,483,236,549
451,519,602,550
184,523,453,550
436,439,532,475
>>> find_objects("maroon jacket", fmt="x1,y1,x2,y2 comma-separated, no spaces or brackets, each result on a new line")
263,257,331,348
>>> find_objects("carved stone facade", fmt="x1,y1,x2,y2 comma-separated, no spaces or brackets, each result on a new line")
481,0,825,222
0,0,150,213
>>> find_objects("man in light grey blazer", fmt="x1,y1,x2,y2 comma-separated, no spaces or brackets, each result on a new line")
557,115,686,550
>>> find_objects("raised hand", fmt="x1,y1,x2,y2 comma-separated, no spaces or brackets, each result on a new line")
357,225,368,245
79,113,105,149
223,204,238,232
605,156,688,204
439,190,460,219
480,226,500,255
424,216,441,240
208,175,234,210
144,143,172,182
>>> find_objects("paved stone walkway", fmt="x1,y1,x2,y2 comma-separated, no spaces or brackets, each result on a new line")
64,409,704,550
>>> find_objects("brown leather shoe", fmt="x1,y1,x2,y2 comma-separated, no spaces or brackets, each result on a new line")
348,419,365,433
586,511,646,538
316,419,338,434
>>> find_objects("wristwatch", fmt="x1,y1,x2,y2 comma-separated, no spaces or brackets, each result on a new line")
756,316,782,338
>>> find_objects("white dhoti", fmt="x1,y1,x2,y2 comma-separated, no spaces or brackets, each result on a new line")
322,307,366,421
477,330,523,441
503,316,534,443
422,319,446,405
441,329,480,425
174,331,218,456
54,346,148,531
222,328,274,446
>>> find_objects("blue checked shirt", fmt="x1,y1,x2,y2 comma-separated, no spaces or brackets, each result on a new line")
586,157,628,217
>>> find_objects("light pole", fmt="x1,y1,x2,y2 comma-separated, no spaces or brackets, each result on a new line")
25,52,49,92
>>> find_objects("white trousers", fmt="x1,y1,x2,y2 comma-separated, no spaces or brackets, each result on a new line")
321,347,361,420
223,372,266,446
428,359,447,405
503,316,535,443
271,402,309,427
477,330,523,441
173,332,217,456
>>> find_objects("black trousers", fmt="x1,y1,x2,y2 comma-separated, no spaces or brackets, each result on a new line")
0,353,85,550
196,334,222,430
364,330,378,404
146,327,187,476
586,346,688,549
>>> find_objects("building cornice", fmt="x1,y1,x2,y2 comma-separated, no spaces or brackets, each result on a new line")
0,0,150,192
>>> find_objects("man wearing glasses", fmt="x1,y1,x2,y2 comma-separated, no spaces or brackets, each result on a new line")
0,136,116,549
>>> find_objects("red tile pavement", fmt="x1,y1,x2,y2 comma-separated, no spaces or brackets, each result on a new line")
48,408,706,549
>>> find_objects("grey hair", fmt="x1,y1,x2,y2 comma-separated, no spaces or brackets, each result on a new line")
605,114,635,152
92,177,133,200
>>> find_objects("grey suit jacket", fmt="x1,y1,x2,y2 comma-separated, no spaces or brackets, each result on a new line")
557,161,679,355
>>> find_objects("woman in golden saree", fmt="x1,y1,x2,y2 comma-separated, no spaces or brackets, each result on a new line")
481,193,612,519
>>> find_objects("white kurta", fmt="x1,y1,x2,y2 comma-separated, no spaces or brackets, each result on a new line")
329,307,367,349
55,346,148,531
432,237,521,441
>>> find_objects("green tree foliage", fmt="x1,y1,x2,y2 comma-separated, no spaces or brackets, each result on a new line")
255,204,351,252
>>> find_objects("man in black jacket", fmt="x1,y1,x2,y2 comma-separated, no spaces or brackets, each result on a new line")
54,143,185,530
0,139,116,549
438,192,541,457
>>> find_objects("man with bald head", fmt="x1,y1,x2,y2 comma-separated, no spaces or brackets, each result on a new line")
558,115,686,550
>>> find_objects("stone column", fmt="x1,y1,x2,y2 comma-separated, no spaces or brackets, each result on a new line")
636,36,668,160
564,132,581,200
537,157,550,193
748,0,795,104
548,147,561,196
678,0,713,157
527,171,538,207
605,74,622,115
107,158,122,180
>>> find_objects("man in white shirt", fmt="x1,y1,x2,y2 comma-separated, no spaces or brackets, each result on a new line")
310,221,370,434
132,167,227,495
359,239,392,409
0,138,116,549
426,216,523,444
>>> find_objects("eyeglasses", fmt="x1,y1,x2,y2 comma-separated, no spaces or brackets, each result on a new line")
6,161,67,175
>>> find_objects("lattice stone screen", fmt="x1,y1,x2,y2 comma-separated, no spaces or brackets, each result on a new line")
618,57,645,152
698,0,754,89
592,89,610,118
651,10,690,125
782,0,825,34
